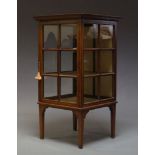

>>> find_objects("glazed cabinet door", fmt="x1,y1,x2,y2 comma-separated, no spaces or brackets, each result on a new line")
38,22,79,105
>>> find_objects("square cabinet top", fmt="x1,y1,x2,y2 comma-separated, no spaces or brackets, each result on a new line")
34,13,120,21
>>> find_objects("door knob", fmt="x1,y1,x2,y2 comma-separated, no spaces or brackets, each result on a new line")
35,72,42,80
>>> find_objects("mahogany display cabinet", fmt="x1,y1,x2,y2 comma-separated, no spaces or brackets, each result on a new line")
34,14,120,148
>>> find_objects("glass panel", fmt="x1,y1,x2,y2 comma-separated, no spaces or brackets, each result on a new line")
44,25,58,48
44,77,58,100
84,76,113,103
84,50,113,76
60,77,77,103
44,51,57,73
61,24,77,48
99,51,113,73
84,77,99,103
100,25,113,48
84,24,98,48
100,76,113,99
84,51,97,76
61,51,77,74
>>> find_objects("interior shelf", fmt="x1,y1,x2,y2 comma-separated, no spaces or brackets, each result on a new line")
43,71,77,77
43,48,115,51
43,71,115,77
84,48,116,51
84,71,115,77
43,48,77,51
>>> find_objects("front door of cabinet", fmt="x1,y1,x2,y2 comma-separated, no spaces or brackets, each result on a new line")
40,23,78,104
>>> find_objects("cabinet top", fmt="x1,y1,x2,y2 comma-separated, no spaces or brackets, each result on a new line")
34,13,120,21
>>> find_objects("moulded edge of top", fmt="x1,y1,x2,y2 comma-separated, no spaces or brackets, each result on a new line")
33,13,121,22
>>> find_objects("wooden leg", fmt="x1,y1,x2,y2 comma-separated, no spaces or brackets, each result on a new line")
73,112,77,131
75,111,89,149
39,105,46,139
110,104,116,138
78,113,84,149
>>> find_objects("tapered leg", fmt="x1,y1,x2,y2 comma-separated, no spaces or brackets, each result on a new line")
77,113,84,148
75,111,89,149
110,104,116,138
39,105,46,139
73,112,77,131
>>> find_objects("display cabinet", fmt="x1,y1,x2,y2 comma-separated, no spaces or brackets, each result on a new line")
34,14,119,148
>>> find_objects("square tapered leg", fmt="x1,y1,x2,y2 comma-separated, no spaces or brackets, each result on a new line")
77,114,84,148
75,111,89,148
39,105,46,139
110,104,116,138
73,112,77,131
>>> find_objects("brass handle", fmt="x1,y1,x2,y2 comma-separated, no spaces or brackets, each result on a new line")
35,72,42,80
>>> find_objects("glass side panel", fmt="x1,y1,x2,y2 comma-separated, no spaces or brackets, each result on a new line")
84,75,114,104
99,51,113,73
60,77,77,103
61,24,77,48
61,51,77,73
100,75,113,99
84,51,97,75
100,25,113,48
84,77,99,103
84,50,113,76
44,25,58,48
43,51,57,73
44,77,58,100
84,24,98,48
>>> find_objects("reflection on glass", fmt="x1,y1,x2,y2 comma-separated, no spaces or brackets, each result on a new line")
84,77,99,103
100,25,113,48
44,77,58,100
44,25,58,48
60,77,77,103
84,24,98,48
44,51,57,73
100,76,113,99
61,24,77,48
